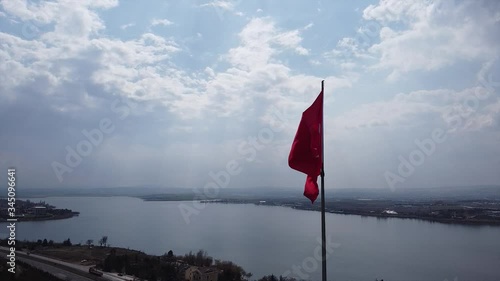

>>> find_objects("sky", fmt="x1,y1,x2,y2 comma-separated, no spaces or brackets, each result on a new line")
0,0,499,191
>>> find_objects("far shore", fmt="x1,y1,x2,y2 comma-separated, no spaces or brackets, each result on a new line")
5,193,500,226
139,196,500,226
204,198,500,226
0,212,80,222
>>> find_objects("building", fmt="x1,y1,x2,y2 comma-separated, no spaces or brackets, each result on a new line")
184,266,219,281
33,206,47,216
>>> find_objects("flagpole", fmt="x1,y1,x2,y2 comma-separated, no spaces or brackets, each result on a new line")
320,80,327,281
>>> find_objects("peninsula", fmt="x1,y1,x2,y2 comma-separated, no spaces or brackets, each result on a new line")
0,199,79,222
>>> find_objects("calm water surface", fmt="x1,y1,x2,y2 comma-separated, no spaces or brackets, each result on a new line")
2,197,500,281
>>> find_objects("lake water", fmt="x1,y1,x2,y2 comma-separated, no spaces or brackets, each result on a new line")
2,197,500,281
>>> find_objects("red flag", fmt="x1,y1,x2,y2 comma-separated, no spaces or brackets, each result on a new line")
288,91,323,203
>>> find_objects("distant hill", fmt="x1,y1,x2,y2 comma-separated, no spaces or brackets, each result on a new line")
328,185,500,201
14,185,500,201
16,186,187,198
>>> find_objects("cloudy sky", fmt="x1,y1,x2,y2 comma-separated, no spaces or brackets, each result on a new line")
1,0,499,191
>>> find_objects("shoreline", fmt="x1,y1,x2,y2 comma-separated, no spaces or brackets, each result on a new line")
323,208,500,226
5,195,500,226
135,196,500,226
0,212,80,222
202,199,500,226
0,198,80,223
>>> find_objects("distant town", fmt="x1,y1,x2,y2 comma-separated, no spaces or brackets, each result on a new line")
204,198,500,225
0,199,79,222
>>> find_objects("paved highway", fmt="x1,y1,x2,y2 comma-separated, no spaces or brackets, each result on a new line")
0,247,131,281
17,257,95,281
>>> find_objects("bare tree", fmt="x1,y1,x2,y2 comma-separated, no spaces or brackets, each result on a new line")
99,236,108,247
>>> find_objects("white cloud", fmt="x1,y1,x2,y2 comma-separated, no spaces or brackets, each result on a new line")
0,2,182,113
373,0,499,77
309,60,321,66
2,12,332,123
332,90,441,133
274,30,309,55
324,36,376,68
362,0,430,23
332,84,500,138
199,0,244,18
0,6,329,125
303,22,314,30
90,33,182,97
150,18,173,27
200,0,235,11
0,0,117,26
120,22,136,30
204,67,215,77
328,0,500,81
226,18,309,70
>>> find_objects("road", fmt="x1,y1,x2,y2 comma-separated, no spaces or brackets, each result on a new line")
0,247,132,281
17,257,95,281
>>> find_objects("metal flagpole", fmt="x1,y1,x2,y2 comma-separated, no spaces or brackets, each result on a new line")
320,80,327,281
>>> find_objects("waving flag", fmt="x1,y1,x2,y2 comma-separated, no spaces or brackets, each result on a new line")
288,90,323,203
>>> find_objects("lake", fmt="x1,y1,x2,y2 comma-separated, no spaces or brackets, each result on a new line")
2,197,500,281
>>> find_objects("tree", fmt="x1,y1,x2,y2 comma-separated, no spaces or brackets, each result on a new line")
184,251,195,265
42,239,48,246
86,239,93,247
195,250,205,266
215,260,249,281
194,249,212,266
63,238,72,246
149,271,157,281
167,250,173,258
99,236,108,247
259,276,296,281
160,263,177,281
